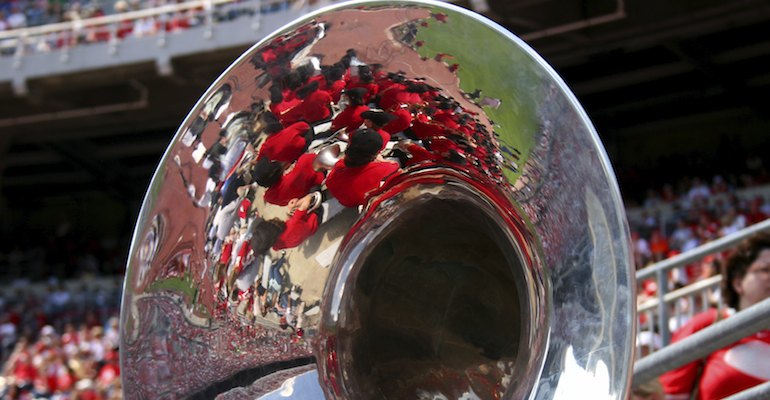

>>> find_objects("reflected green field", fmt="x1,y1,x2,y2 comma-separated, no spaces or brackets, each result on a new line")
414,9,542,183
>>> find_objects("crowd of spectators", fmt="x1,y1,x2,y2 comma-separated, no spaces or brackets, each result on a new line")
631,170,770,311
630,172,770,271
0,0,294,54
0,280,122,399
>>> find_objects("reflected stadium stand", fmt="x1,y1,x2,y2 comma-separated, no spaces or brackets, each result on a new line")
0,0,336,96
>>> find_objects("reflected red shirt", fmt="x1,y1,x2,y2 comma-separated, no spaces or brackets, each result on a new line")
383,108,412,134
326,159,399,207
271,97,302,126
346,81,378,102
325,80,347,103
259,121,310,163
379,88,421,110
273,210,318,250
376,129,391,151
287,90,333,123
330,105,369,133
264,153,324,206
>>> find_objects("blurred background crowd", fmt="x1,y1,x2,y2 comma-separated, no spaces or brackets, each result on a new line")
0,280,122,399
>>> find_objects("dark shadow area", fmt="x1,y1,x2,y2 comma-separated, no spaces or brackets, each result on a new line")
347,198,524,399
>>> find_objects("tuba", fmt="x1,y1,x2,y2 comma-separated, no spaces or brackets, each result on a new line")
119,1,636,399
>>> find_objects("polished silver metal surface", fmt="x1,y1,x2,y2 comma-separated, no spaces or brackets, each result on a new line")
120,1,635,399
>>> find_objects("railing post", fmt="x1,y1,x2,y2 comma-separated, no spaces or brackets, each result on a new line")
157,14,167,46
204,0,214,39
657,267,671,345
60,28,70,63
108,21,118,55
251,0,262,31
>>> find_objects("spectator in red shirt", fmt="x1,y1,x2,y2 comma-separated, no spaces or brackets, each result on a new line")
273,192,322,250
319,67,346,103
649,230,669,263
326,129,399,208
257,153,325,206
329,88,369,133
661,232,770,400
286,80,333,125
361,110,397,151
346,73,378,103
746,197,769,225
383,106,412,135
269,84,301,125
258,120,312,164
371,63,386,80
379,82,424,111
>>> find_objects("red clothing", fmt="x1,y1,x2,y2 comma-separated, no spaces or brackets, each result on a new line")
321,80,347,103
433,111,460,131
403,143,440,166
98,363,120,385
650,238,669,256
261,48,278,64
264,153,324,206
346,81,378,102
219,241,233,264
273,210,318,250
238,198,252,219
379,87,422,110
287,89,333,123
326,159,399,207
411,115,447,140
234,241,255,275
747,211,769,225
271,97,302,125
13,357,37,383
661,308,770,400
377,81,404,97
117,20,133,38
376,129,391,151
330,105,369,133
259,121,310,163
383,107,412,134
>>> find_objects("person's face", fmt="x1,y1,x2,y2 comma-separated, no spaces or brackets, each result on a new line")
734,248,770,309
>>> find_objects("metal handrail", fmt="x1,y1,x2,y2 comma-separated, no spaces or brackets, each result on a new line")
637,274,721,313
635,217,770,345
636,218,770,281
632,296,770,387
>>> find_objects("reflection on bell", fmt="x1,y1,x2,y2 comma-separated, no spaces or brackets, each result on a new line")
313,144,341,172
120,1,635,399
318,180,530,399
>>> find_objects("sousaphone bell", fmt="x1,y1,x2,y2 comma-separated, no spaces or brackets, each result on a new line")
120,1,635,399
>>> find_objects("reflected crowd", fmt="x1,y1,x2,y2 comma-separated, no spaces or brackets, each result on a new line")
182,15,515,338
